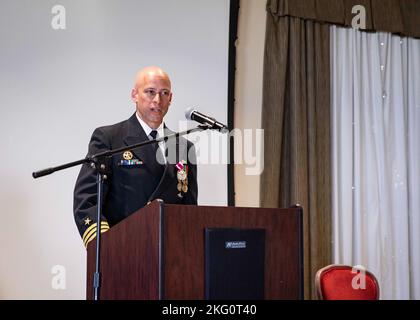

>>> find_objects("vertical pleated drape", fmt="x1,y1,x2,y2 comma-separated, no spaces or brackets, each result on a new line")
260,12,332,299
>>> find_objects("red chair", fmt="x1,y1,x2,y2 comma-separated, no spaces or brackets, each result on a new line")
315,264,380,300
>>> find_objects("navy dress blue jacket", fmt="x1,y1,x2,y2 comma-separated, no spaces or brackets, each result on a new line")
73,113,198,247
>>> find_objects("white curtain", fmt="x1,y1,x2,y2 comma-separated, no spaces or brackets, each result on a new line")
331,25,420,300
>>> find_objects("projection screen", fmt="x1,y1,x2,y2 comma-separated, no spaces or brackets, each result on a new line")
0,0,232,299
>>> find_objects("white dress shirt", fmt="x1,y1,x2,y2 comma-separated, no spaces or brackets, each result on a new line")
136,112,166,163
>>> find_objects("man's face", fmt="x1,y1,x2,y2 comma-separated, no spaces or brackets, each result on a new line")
132,72,172,129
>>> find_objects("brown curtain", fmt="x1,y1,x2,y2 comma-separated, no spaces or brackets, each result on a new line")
260,12,332,299
268,0,420,38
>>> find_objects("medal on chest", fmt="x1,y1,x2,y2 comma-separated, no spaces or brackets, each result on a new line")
176,160,188,198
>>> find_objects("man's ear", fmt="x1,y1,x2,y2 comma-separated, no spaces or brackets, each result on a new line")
131,88,138,103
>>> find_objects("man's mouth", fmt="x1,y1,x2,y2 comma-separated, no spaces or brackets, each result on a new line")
150,108,162,113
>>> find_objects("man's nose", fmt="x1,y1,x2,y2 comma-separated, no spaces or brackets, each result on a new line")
153,93,161,103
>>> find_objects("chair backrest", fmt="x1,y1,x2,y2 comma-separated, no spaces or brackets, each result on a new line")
315,264,380,300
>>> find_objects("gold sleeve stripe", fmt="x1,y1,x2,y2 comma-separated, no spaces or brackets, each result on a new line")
84,227,110,248
82,222,109,242
82,221,109,232
83,227,97,245
82,222,109,244
82,221,109,237
82,222,110,243
83,224,97,238
84,226,110,248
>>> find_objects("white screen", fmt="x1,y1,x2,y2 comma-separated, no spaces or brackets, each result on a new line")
0,0,230,299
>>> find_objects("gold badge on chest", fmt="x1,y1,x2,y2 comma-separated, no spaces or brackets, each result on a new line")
123,150,133,160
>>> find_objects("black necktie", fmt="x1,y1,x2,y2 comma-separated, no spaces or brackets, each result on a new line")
149,130,165,177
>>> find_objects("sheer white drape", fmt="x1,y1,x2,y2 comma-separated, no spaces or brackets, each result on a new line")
331,25,420,299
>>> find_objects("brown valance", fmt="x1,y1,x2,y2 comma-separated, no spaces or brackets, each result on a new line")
267,0,420,38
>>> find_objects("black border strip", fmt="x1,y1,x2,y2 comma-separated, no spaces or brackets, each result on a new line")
227,0,240,207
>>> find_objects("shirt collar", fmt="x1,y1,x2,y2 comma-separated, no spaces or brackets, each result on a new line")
135,112,164,139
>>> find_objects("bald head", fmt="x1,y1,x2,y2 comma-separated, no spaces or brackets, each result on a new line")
134,66,171,91
131,66,173,129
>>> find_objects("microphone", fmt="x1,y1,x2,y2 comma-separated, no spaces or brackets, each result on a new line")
185,108,228,132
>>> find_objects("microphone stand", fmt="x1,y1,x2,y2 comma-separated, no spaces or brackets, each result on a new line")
32,124,212,300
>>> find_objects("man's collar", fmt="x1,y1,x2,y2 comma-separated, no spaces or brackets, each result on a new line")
135,112,164,138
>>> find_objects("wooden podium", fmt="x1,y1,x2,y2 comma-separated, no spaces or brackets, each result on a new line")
86,200,303,300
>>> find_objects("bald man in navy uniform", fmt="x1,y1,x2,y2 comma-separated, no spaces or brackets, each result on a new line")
73,66,198,247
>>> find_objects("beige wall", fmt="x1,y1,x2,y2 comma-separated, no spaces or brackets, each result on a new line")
234,0,266,207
